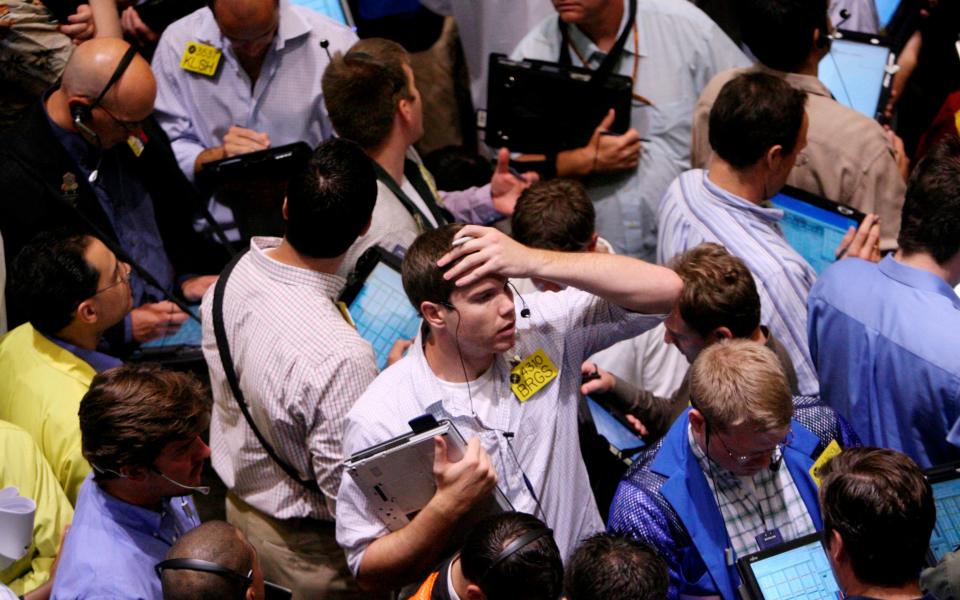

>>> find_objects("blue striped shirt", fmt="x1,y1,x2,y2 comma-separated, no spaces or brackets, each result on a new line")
657,170,819,395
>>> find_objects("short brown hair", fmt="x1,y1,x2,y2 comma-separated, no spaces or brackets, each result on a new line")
670,243,761,338
689,339,792,432
401,224,464,315
80,363,211,477
819,448,935,588
322,38,412,149
511,179,595,252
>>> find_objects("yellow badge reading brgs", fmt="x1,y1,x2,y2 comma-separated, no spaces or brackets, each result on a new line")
510,348,558,403
180,41,222,77
809,439,842,487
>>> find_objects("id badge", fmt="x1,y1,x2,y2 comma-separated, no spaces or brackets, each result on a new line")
755,528,784,550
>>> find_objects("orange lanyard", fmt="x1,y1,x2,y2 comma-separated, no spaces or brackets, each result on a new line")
567,21,653,106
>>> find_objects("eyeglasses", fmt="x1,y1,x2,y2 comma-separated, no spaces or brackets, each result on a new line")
99,105,144,133
93,261,130,295
711,428,794,467
155,558,253,586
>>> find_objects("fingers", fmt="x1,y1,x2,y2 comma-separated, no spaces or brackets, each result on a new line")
436,225,491,268
625,414,648,437
432,436,449,472
224,127,270,156
595,108,616,134
581,378,607,396
494,147,510,175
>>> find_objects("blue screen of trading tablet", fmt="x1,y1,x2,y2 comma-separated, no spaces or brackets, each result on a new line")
586,397,644,455
749,539,843,600
929,478,960,561
771,192,858,275
290,0,347,25
876,0,900,27
349,262,422,370
140,305,201,349
819,39,889,118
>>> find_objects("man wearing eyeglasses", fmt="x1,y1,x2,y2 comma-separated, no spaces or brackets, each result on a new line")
0,230,132,505
0,38,229,349
608,339,859,600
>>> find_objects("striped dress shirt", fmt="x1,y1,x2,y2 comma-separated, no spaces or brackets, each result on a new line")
657,170,819,395
201,237,378,521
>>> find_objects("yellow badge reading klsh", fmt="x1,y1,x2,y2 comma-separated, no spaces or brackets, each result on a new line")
180,41,222,77
510,348,558,403
809,439,842,487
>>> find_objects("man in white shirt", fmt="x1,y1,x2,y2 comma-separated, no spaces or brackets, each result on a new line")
336,223,681,592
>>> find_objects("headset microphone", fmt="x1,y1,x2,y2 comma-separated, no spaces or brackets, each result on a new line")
154,467,211,495
830,9,851,40
769,452,784,473
507,281,531,318
320,39,331,61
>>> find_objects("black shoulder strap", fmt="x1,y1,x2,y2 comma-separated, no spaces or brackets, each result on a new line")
558,0,637,84
211,249,322,494
370,159,451,230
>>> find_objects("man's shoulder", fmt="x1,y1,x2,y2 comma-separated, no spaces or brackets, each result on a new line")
0,325,94,393
158,5,215,48
698,67,750,105
635,0,724,31
804,92,891,157
811,258,878,300
344,358,422,448
290,4,357,45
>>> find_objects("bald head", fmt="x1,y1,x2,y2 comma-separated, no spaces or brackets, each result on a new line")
62,38,155,115
160,521,257,600
212,0,279,64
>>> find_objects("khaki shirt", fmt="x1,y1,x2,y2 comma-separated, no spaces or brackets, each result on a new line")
691,66,906,251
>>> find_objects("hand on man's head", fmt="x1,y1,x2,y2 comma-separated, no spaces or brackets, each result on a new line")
437,226,539,287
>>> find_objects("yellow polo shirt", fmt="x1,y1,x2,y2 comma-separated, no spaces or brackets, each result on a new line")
0,324,95,504
0,420,73,595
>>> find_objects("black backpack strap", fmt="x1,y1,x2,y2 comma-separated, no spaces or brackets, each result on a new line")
211,249,322,495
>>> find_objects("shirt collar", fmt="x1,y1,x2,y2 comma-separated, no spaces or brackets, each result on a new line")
688,424,739,489
46,335,122,373
879,255,960,310
248,237,346,299
90,479,188,543
701,170,785,224
567,1,646,66
750,64,833,99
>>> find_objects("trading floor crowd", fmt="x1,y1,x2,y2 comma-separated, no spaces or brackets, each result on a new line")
1,0,959,599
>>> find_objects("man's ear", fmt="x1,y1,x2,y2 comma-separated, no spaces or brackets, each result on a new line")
708,326,734,342
585,232,599,253
765,143,785,172
465,583,486,600
421,301,448,329
119,464,149,481
688,408,706,436
75,298,98,326
827,529,845,563
281,197,289,220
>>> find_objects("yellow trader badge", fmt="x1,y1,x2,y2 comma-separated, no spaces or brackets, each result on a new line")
180,41,222,77
510,348,558,403
809,439,842,487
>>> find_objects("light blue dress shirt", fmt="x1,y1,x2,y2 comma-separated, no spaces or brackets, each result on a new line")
152,0,357,236
658,170,820,397
51,475,200,599
808,256,960,469
510,0,748,261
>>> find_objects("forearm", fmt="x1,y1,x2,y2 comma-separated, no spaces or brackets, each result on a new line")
609,376,674,439
530,251,682,314
356,497,462,591
556,147,592,178
90,0,121,37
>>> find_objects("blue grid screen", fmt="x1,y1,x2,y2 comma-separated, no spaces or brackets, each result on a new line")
819,39,890,119
348,262,422,370
771,192,858,274
749,539,843,600
930,478,960,561
140,305,201,349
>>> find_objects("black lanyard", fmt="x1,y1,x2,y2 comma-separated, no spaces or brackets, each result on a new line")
371,159,452,231
558,0,638,86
